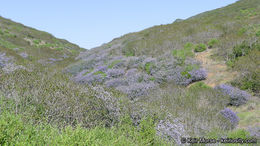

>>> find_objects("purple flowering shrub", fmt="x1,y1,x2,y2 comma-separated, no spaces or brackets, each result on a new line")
19,52,29,58
116,82,156,100
156,115,188,145
95,65,108,72
215,84,250,106
107,69,125,78
189,68,207,82
0,52,11,68
248,127,260,139
220,108,239,129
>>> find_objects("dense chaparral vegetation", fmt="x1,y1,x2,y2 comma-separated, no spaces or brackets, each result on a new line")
0,0,259,145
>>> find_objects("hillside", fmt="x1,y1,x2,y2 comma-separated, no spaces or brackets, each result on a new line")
0,0,259,145
0,16,84,71
68,0,259,96
66,0,260,142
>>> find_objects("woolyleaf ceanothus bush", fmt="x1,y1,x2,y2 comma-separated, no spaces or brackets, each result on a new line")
215,84,250,106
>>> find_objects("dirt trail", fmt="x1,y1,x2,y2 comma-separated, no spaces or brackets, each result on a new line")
194,49,237,87
193,49,260,130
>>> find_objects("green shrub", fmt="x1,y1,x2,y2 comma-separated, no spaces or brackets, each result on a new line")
149,77,155,81
184,64,199,72
0,112,168,145
238,27,247,36
172,42,194,63
206,128,252,140
180,64,200,79
231,50,260,93
230,42,260,94
181,71,191,79
145,62,154,74
226,60,235,67
33,39,41,45
184,42,193,49
208,39,219,48
256,29,260,37
232,41,251,58
194,43,207,52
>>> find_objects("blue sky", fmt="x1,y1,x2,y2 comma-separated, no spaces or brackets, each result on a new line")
0,0,238,49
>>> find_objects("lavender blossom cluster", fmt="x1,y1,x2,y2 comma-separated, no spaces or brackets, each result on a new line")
0,52,10,68
117,82,156,100
220,108,239,129
189,68,207,82
215,84,250,106
156,115,189,145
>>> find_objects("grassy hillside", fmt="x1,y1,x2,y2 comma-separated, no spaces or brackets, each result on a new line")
102,0,260,57
0,16,84,70
0,0,259,145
